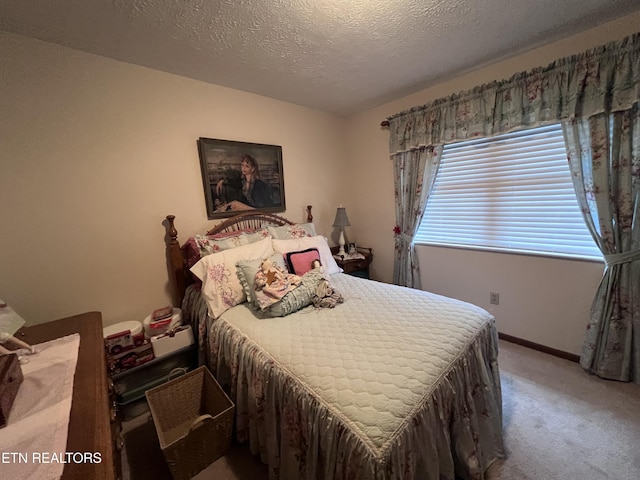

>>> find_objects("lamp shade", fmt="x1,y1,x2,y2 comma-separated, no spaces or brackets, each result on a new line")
332,207,351,227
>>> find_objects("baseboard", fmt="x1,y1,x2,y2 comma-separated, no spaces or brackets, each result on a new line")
498,332,580,363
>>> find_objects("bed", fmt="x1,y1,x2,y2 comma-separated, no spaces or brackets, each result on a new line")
163,209,505,480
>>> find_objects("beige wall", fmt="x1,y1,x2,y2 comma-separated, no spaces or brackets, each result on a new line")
0,32,347,327
2,12,638,353
344,12,640,355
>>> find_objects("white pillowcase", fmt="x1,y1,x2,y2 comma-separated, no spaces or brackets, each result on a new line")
190,237,274,318
272,235,342,275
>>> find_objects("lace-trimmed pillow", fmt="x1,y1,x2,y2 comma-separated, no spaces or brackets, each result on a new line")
236,253,288,309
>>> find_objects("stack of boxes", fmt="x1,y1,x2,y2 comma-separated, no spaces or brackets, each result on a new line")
103,307,195,419
103,320,154,375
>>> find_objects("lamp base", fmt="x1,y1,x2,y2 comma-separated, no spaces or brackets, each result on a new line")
338,229,346,257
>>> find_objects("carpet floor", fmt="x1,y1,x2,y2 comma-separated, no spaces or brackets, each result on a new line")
120,340,640,480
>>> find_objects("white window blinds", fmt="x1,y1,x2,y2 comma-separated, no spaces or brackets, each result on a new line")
414,124,601,260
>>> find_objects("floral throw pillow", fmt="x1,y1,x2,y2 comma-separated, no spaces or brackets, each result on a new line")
267,223,316,239
182,228,270,268
195,229,270,257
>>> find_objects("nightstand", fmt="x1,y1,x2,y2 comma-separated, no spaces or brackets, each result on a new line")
331,246,373,278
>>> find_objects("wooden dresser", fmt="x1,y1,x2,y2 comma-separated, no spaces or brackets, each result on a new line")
15,311,117,480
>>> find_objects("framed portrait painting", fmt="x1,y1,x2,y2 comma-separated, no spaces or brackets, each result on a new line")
197,138,286,219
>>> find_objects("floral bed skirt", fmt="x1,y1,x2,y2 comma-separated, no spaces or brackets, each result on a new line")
207,318,504,479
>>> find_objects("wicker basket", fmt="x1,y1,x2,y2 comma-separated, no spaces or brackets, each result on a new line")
145,366,234,480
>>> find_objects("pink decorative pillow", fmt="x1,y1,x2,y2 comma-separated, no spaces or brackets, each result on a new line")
285,248,321,276
273,236,342,275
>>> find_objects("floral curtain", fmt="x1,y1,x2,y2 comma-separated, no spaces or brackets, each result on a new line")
388,34,639,152
386,32,639,382
562,108,640,383
392,146,442,287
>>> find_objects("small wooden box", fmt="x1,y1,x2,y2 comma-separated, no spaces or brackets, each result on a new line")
0,353,24,428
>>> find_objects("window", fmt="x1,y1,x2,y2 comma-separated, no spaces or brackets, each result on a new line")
414,124,601,260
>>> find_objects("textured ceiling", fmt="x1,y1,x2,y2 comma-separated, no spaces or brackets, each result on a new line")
1,0,639,116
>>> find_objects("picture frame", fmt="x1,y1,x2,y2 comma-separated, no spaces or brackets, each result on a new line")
197,137,286,219
348,242,357,255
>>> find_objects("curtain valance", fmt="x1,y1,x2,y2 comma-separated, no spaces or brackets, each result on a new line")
387,32,640,154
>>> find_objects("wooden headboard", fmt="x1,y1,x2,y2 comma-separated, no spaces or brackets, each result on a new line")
164,206,314,307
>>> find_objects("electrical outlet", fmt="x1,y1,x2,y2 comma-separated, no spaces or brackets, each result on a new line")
490,292,500,305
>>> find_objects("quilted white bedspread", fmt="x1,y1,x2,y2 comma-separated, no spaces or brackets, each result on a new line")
206,274,505,480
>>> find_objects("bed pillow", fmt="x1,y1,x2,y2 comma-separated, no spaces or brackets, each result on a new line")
272,235,341,275
195,228,270,257
267,223,316,239
181,228,269,268
190,237,274,318
285,248,320,276
236,253,288,309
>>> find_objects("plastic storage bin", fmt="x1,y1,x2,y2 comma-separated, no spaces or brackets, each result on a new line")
112,345,196,402
150,325,194,359
143,308,182,338
145,366,234,480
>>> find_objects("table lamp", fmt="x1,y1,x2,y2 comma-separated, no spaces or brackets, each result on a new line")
332,205,351,257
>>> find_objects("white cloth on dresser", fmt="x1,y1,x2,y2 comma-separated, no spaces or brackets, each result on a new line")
0,333,80,480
